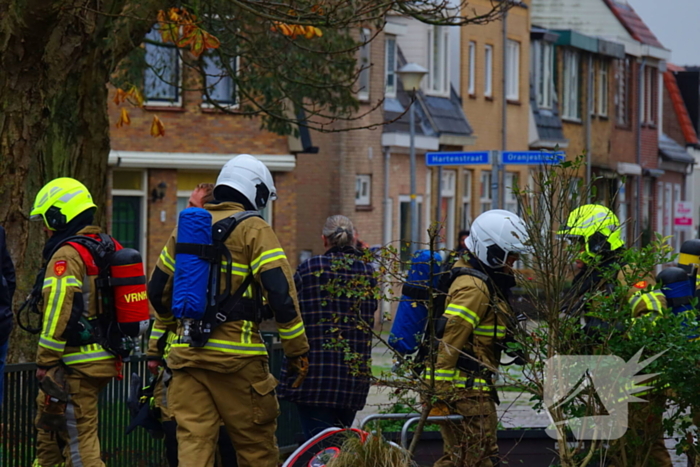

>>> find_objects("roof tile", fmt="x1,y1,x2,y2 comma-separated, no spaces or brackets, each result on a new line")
664,71,699,146
603,0,664,49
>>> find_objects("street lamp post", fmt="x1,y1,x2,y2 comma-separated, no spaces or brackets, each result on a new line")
397,63,428,256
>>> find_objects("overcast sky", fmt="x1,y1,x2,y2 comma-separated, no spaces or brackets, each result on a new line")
628,0,700,66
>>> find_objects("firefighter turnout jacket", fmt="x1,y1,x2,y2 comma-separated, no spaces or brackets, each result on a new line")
427,258,507,398
37,226,118,377
148,202,309,372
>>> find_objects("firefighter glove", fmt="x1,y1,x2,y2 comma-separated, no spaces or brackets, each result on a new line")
287,354,309,389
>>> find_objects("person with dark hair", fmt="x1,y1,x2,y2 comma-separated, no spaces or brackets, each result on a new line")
455,230,470,252
278,215,378,440
0,225,15,412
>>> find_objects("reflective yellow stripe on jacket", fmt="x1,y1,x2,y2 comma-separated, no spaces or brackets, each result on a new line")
444,303,480,327
473,325,506,338
159,246,175,272
62,344,114,365
172,338,268,356
453,377,490,390
251,248,286,275
423,368,457,382
629,290,664,314
39,276,82,353
278,321,305,340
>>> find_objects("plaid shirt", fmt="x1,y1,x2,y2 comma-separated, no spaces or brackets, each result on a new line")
277,246,377,410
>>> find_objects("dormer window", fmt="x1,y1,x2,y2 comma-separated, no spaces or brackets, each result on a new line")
427,26,449,95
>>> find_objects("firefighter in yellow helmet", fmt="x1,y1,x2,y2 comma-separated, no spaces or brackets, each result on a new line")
558,204,670,467
29,178,120,467
676,239,700,466
148,155,310,467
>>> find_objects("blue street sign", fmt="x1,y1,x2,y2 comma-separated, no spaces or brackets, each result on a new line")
501,151,565,165
425,151,491,166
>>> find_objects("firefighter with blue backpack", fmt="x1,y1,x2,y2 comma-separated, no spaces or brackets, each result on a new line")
558,204,670,467
425,209,531,467
148,154,310,467
28,177,150,467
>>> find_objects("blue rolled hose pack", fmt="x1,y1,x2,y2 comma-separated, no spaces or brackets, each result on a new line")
389,250,443,355
172,207,213,320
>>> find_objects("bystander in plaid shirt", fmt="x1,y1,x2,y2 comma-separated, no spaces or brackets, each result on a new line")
277,245,377,411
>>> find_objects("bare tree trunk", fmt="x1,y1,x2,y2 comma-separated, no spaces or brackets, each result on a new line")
0,0,163,361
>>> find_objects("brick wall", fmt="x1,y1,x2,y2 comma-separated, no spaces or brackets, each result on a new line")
295,28,386,259
146,169,178,272
610,58,638,166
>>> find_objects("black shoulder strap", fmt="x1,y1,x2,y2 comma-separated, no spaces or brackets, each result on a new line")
210,211,262,325
58,233,115,270
176,211,262,260
212,210,262,244
447,267,494,297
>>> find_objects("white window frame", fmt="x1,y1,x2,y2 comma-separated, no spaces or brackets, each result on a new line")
618,181,628,244
644,67,656,124
427,25,450,96
440,170,457,251
358,28,371,102
144,29,183,107
505,172,518,214
562,49,581,120
484,44,493,98
505,40,520,101
468,41,476,96
355,174,371,206
533,40,554,109
656,181,664,236
462,170,472,229
176,190,191,216
201,54,239,109
664,183,673,239
111,170,148,264
480,171,492,213
673,184,682,251
385,36,397,98
615,57,629,125
598,61,609,117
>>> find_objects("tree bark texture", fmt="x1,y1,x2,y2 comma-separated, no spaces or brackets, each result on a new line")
0,0,165,361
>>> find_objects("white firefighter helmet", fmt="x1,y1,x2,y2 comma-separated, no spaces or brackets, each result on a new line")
215,154,277,209
465,209,531,268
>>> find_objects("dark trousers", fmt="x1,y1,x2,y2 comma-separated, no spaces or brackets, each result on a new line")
0,340,7,410
295,404,357,441
162,420,238,467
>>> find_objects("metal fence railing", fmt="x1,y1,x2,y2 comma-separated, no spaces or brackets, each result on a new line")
1,331,301,466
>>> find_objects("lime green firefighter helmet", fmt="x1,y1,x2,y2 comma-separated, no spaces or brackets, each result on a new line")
558,204,623,262
30,178,96,231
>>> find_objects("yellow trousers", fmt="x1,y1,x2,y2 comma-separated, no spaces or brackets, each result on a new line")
169,360,280,467
35,375,111,467
434,396,499,467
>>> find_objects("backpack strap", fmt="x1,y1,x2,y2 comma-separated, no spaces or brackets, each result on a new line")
207,211,262,326
446,267,494,298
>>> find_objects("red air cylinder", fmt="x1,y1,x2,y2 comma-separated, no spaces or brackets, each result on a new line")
111,248,150,337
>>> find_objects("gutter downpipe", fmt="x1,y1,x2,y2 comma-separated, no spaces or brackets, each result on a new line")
499,7,509,209
586,54,593,188
636,57,646,246
382,146,391,322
